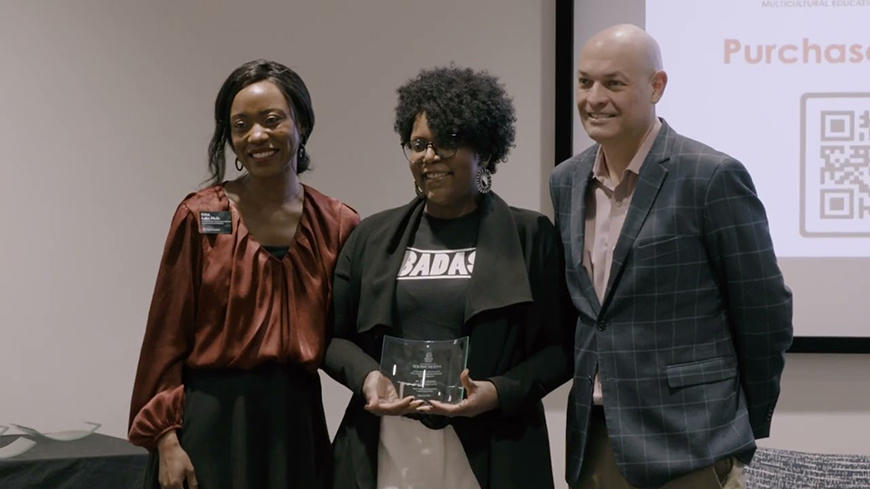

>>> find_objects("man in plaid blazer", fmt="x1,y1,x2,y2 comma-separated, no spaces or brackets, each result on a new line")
550,25,793,489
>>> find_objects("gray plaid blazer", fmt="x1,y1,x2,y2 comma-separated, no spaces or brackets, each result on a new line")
550,120,793,489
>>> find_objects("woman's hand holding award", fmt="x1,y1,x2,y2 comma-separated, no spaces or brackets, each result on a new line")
379,336,470,404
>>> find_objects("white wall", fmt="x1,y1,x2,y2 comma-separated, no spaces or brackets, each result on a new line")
0,2,866,488
759,354,870,454
0,0,557,481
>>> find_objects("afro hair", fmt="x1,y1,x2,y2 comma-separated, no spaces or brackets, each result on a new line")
394,65,516,172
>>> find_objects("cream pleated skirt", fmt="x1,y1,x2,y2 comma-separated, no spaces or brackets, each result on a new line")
377,415,481,489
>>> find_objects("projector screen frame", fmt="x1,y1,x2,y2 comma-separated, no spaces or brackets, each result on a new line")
553,0,870,354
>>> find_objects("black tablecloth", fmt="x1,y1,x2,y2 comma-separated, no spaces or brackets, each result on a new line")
0,433,147,488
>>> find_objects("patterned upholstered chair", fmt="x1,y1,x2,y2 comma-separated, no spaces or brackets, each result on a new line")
746,447,870,489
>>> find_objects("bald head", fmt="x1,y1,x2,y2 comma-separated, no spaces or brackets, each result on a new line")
575,24,668,165
582,24,663,76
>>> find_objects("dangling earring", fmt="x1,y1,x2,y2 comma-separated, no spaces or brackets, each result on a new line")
474,167,493,194
235,157,243,172
297,144,307,161
414,180,424,198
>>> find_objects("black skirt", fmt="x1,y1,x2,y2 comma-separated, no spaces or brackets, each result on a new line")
144,364,331,489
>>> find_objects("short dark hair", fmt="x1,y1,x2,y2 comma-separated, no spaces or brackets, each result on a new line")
207,59,314,185
394,65,516,172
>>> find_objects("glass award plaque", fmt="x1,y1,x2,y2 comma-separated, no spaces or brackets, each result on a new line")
379,336,470,404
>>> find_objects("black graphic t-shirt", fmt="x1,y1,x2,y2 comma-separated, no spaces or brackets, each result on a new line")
394,210,480,341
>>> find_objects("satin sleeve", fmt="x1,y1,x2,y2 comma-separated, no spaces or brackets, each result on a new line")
128,202,201,449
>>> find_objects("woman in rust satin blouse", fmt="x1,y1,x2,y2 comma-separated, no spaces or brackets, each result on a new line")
128,60,358,489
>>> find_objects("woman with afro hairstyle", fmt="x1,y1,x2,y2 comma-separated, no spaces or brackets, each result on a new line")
323,66,572,489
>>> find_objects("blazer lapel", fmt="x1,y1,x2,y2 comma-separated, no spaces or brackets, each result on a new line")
569,153,602,317
464,193,533,322
356,198,425,334
600,123,673,312
357,194,536,332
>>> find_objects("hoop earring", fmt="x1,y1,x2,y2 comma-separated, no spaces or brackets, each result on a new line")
235,157,243,172
474,167,493,194
413,181,424,198
297,144,307,161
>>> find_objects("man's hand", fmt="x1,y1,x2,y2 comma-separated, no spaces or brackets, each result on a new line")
362,370,424,416
417,369,499,418
156,430,198,489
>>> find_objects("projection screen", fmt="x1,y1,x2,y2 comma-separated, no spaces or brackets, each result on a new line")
555,0,870,352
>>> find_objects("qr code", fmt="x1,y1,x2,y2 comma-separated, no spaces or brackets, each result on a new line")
801,93,870,237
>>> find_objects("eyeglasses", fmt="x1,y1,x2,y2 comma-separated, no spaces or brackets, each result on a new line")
401,133,460,162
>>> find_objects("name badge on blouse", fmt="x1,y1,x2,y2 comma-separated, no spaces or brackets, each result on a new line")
199,211,232,234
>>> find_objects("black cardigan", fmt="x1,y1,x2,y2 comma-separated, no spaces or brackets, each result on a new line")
322,192,573,489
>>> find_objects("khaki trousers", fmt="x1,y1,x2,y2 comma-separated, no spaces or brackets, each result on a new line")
575,407,745,489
